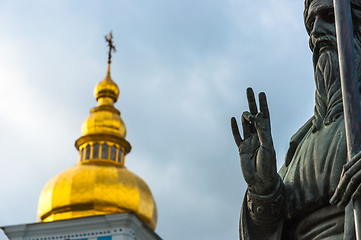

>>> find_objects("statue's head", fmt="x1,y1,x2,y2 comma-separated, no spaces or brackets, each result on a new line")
304,0,361,65
304,0,361,33
303,0,361,130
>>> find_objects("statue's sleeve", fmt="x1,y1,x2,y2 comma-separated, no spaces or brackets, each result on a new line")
239,177,284,240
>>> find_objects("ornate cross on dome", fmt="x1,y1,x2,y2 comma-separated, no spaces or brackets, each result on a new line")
105,31,116,64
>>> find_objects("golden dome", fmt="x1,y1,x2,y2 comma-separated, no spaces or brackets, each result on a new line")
80,64,126,139
94,65,119,102
37,162,157,230
38,36,158,230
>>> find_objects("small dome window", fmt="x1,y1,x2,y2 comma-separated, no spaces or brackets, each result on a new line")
85,145,91,160
117,148,122,163
110,145,117,161
80,148,84,161
101,143,109,159
93,143,100,159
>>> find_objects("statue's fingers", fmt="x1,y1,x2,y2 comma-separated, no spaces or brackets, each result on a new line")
330,164,360,205
242,111,255,122
342,151,361,175
330,174,351,206
352,184,361,202
241,112,254,138
247,88,258,115
330,185,344,206
231,117,242,146
254,112,273,147
337,170,361,209
259,92,270,118
341,159,361,181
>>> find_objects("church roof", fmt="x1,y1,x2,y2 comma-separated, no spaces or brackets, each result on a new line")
37,33,157,230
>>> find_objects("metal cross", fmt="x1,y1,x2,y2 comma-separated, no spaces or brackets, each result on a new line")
105,31,116,64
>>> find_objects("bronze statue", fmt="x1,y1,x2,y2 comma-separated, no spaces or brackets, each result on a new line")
231,0,361,239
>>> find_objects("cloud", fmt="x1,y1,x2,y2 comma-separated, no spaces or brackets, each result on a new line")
258,0,302,30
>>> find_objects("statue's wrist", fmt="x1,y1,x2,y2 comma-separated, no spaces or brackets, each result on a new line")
249,174,278,195
246,176,283,225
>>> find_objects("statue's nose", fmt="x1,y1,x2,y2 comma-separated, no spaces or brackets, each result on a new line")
311,17,328,38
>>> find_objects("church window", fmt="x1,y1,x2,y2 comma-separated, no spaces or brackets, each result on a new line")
85,145,91,160
110,145,116,161
80,148,84,161
93,143,100,159
101,143,108,159
117,148,122,163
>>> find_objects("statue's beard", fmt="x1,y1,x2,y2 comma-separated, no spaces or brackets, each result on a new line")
312,40,343,131
311,35,361,131
315,49,340,96
312,34,338,69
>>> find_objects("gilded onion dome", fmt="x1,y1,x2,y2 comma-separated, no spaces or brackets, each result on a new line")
37,33,158,230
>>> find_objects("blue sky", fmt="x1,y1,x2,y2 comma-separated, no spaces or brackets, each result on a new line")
0,1,315,239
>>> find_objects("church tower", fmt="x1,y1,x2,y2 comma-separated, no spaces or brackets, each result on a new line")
1,33,161,240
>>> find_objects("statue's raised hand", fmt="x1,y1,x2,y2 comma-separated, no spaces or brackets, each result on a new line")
231,88,279,195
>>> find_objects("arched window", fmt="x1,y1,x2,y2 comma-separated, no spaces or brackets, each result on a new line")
110,145,117,161
117,148,122,163
101,143,108,159
80,148,84,161
93,143,100,159
85,145,91,160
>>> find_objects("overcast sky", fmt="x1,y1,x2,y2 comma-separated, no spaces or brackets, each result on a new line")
0,1,316,239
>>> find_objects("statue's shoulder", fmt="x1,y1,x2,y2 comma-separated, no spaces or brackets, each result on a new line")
284,116,314,167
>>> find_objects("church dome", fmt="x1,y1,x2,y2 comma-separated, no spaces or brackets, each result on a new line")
94,69,119,102
38,35,157,230
37,162,157,230
80,67,126,138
